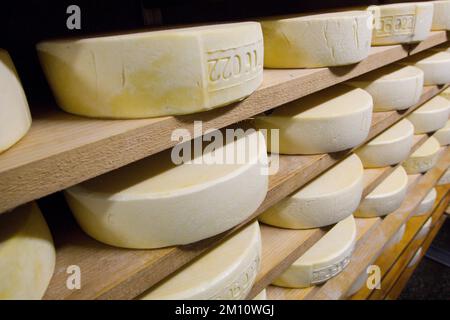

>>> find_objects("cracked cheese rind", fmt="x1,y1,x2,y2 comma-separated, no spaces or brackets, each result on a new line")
368,3,433,45
258,154,363,229
253,85,373,154
355,166,408,218
346,65,424,112
0,49,32,153
413,188,437,216
260,11,372,68
400,51,450,85
0,202,55,300
356,119,414,168
36,22,263,119
272,215,356,288
433,119,450,146
407,95,450,134
139,221,261,300
431,1,450,30
402,137,441,174
65,130,268,249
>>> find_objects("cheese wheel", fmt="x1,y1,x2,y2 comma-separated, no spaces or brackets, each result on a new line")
400,51,450,85
408,247,423,268
413,188,437,216
140,221,261,300
433,119,450,146
387,223,406,249
261,11,372,68
272,215,356,288
417,217,432,240
0,202,55,300
407,96,450,134
259,154,363,229
431,1,450,30
402,137,441,174
65,130,268,249
346,65,424,112
438,168,450,185
252,289,267,300
368,3,433,45
37,22,263,119
440,87,450,100
0,49,32,153
356,119,414,168
347,272,368,297
254,85,373,154
355,166,408,218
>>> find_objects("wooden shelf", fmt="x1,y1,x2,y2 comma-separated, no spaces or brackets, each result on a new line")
1,32,448,213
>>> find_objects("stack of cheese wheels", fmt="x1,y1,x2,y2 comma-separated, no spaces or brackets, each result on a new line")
400,51,450,85
431,1,450,30
254,85,373,154
65,130,268,249
355,166,408,218
413,188,437,216
140,222,261,300
408,247,423,268
356,119,414,168
407,95,450,134
367,3,433,45
438,168,450,185
0,202,55,299
252,289,267,300
434,120,450,146
417,217,432,240
37,22,263,119
259,154,363,229
0,49,32,153
272,215,356,288
402,137,441,174
260,11,372,68
346,65,424,112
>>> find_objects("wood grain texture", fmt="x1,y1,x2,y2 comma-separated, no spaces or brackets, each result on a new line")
408,31,450,56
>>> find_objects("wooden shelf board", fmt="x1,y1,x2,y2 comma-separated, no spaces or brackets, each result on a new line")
409,30,450,56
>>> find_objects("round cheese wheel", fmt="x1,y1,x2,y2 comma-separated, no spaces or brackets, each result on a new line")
0,49,32,153
66,130,268,249
438,168,450,185
413,188,437,216
259,154,363,229
356,119,414,168
252,289,267,300
400,51,450,85
37,22,263,119
433,119,450,146
431,1,450,30
408,247,423,268
402,137,441,174
261,11,372,68
346,65,424,112
368,3,433,45
355,166,408,218
407,96,450,134
0,202,55,299
140,221,261,300
254,85,373,154
417,217,432,240
272,215,357,288
386,223,406,249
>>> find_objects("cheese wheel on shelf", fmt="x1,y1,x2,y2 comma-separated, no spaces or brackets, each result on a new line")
37,22,263,119
140,221,261,300
272,215,357,288
386,223,406,249
440,87,450,100
356,119,414,168
433,119,450,146
407,96,450,134
0,202,55,300
402,137,441,174
417,217,432,240
431,1,450,30
65,130,268,249
355,166,408,218
413,188,437,216
346,65,424,112
438,168,450,185
252,289,267,300
408,247,423,268
399,51,450,85
368,3,433,45
253,85,373,154
261,11,372,68
0,49,32,153
259,154,363,229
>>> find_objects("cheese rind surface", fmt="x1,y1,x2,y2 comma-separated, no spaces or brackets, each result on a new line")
0,202,55,300
254,85,373,154
407,96,450,134
438,168,450,185
140,222,261,300
417,217,432,240
356,119,414,168
400,51,450,85
402,137,441,174
259,154,363,229
37,22,263,119
431,1,450,30
413,188,437,216
261,11,372,68
408,247,423,268
272,215,356,288
433,119,450,146
0,49,32,153
66,130,268,249
252,289,267,300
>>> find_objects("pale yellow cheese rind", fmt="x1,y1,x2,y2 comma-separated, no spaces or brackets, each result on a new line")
402,137,441,174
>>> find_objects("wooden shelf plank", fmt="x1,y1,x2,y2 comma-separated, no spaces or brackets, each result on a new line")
409,31,450,56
